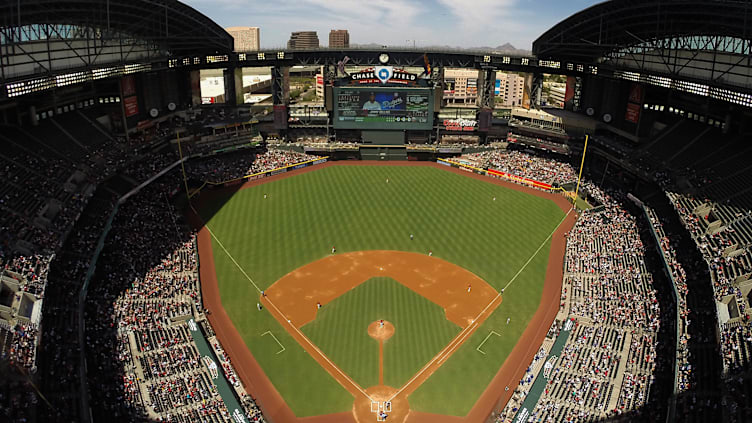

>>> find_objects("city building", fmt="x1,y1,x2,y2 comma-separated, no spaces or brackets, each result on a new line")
443,69,479,106
544,82,567,108
329,30,350,48
443,70,524,108
495,72,525,108
288,31,319,49
225,26,260,52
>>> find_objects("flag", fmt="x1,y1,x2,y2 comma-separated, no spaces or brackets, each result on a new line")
423,54,431,75
337,56,350,76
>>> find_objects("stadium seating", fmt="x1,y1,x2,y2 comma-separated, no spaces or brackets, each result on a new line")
667,191,752,372
497,182,662,422
461,150,577,185
644,207,692,392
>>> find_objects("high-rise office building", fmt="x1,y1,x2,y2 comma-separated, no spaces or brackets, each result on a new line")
225,26,260,52
443,70,525,108
495,72,525,107
287,31,319,50
329,30,350,48
443,69,479,106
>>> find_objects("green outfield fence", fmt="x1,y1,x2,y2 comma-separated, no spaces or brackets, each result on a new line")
509,319,575,423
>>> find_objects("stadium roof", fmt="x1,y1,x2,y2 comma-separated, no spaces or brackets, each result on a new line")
533,0,752,61
0,0,233,55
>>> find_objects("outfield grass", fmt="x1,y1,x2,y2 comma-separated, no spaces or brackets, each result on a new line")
302,277,461,388
201,165,565,416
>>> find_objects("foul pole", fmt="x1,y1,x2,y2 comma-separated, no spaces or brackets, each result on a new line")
573,134,590,204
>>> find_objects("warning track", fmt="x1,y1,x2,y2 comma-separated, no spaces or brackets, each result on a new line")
190,161,576,422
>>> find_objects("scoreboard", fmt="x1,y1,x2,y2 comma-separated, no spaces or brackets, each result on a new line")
333,87,434,130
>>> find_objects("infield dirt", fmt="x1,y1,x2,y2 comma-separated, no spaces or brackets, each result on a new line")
192,161,576,423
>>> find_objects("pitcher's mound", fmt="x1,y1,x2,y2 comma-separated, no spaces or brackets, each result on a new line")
368,320,395,342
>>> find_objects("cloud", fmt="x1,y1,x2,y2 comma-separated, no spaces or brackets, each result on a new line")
437,0,518,29
435,0,534,47
183,0,429,47
180,0,584,49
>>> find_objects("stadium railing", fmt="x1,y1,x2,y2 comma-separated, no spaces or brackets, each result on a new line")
77,202,120,423
637,200,680,423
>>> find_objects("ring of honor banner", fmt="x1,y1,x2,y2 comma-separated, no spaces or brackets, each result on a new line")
625,83,643,124
121,76,139,117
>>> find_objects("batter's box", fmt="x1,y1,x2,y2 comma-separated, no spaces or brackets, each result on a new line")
372,401,392,421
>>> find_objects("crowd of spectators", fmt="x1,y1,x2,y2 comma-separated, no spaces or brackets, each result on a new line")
0,113,327,422
187,148,319,183
498,183,662,422
0,251,53,408
82,165,265,422
3,115,708,423
667,192,752,372
645,207,693,392
494,321,564,423
462,149,577,185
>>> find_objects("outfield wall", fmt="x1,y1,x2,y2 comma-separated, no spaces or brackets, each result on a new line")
437,158,555,191
205,156,329,188
191,160,579,422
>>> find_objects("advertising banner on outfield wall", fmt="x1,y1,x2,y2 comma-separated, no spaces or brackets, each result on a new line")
487,169,552,190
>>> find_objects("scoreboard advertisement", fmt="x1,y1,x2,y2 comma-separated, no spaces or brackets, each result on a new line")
333,87,434,130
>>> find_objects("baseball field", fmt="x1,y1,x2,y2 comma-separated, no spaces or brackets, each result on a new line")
193,162,575,422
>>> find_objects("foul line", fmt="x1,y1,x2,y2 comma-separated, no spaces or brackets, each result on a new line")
476,331,502,355
199,218,373,402
502,210,572,292
388,209,573,402
195,205,572,406
203,223,263,294
261,331,286,354
388,316,483,402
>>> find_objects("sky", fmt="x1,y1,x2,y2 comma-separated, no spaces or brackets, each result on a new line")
182,0,603,51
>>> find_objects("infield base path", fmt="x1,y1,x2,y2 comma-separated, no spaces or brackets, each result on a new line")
261,250,502,422
192,161,577,423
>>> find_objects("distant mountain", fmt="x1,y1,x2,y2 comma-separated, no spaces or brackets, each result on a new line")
466,43,531,55
349,42,530,55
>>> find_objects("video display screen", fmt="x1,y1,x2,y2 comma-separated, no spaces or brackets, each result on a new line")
333,87,434,130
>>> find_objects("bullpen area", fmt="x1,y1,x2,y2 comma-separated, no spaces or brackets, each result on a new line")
193,162,575,422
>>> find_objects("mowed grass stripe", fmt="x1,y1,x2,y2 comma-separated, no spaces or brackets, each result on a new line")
409,240,553,415
302,277,462,389
203,165,565,416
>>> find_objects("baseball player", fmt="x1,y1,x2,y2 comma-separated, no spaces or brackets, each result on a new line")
331,245,336,254
467,283,472,293
316,301,322,309
380,319,384,328
256,303,262,311
428,250,433,256
410,234,414,240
